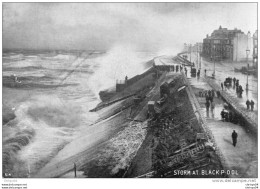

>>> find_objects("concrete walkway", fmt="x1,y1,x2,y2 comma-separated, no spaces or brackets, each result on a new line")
205,77,257,132
186,52,258,119
187,76,258,178
157,55,257,178
206,119,257,178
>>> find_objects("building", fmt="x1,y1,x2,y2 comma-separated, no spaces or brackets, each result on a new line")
233,32,253,62
253,30,258,68
196,43,203,53
202,26,253,62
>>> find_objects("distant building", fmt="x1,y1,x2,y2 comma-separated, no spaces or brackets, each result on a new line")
253,30,258,68
202,26,253,62
196,43,203,53
183,43,189,52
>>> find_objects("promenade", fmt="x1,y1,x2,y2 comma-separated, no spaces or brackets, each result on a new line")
205,77,257,133
160,55,258,178
185,53,257,132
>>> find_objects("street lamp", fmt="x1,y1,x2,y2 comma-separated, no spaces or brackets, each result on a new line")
212,45,216,78
190,44,192,63
246,31,250,91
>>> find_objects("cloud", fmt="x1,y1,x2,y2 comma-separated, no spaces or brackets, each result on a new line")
3,3,257,51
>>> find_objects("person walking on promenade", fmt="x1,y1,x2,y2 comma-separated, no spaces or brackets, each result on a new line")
205,100,210,111
237,85,242,97
205,69,207,76
231,130,238,147
251,100,255,111
205,94,209,102
246,99,250,110
221,109,225,121
233,77,236,86
74,163,77,178
211,101,215,111
211,89,215,98
236,80,239,90
217,90,220,98
209,95,213,103
229,111,233,123
221,83,224,91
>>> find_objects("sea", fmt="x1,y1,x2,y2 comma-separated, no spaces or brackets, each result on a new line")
2,48,156,178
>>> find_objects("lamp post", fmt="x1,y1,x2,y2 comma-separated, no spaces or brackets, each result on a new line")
212,45,216,78
246,31,250,91
190,44,192,63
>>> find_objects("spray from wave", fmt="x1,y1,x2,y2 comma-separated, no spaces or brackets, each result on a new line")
3,95,82,177
88,44,154,97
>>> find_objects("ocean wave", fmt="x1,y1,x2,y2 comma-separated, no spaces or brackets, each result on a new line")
2,95,82,177
42,54,77,60
3,66,45,72
5,54,24,60
3,59,43,69
3,75,78,89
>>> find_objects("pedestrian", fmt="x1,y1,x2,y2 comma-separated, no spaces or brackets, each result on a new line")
221,83,224,91
205,94,210,102
211,89,215,98
221,109,225,121
246,99,250,110
238,85,243,97
224,82,227,90
209,96,213,103
205,69,207,75
197,71,200,79
211,101,215,111
251,100,255,111
224,111,229,122
208,90,211,97
74,163,77,178
205,100,210,111
217,90,220,98
233,77,236,86
231,130,238,147
236,80,239,88
229,111,233,123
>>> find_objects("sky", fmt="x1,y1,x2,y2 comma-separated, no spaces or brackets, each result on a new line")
3,3,258,51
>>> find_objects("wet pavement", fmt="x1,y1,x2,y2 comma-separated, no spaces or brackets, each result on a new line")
187,53,258,112
157,55,258,178
188,71,258,178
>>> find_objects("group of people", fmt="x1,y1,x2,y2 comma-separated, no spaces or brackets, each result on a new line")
246,99,255,111
221,109,232,122
221,77,244,98
203,90,215,111
220,108,243,125
234,78,244,98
